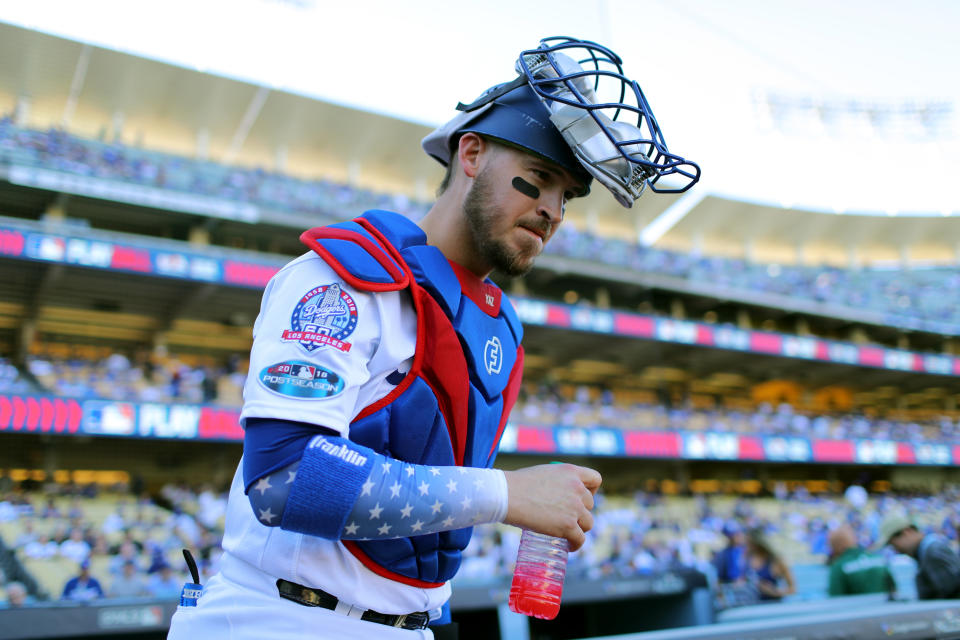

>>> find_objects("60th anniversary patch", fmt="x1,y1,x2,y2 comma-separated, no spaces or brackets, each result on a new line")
258,361,345,399
282,283,358,353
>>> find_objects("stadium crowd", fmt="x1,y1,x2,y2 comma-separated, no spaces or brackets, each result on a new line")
2,476,959,609
0,478,225,607
0,116,420,222
512,382,959,444
3,349,959,445
13,349,246,406
2,117,960,333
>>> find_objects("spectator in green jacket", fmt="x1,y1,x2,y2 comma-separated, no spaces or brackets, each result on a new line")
827,524,893,596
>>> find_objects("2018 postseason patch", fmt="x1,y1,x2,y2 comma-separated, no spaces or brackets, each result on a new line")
258,360,345,399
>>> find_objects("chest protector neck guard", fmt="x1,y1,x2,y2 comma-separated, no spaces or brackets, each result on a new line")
300,210,524,587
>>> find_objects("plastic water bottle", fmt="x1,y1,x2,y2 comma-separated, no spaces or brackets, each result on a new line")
508,529,569,620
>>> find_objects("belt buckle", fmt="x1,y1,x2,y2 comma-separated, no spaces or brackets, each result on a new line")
392,614,408,628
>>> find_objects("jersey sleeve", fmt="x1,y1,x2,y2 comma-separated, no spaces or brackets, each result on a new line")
239,253,385,436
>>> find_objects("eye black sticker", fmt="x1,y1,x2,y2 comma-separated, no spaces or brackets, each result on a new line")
512,176,540,199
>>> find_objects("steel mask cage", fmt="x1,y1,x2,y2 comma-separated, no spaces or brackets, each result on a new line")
516,37,700,198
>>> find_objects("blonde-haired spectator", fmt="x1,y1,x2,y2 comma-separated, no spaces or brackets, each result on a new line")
1,582,30,608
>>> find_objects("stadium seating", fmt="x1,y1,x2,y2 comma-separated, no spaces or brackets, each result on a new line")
3,441,958,636
0,490,203,601
0,357,38,395
3,118,960,334
6,346,960,445
18,345,247,407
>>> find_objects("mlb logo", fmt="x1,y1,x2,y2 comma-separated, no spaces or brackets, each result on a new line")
291,364,317,379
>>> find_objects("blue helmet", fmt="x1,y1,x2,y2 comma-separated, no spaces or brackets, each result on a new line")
422,81,593,192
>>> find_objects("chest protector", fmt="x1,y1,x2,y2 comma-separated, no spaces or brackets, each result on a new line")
300,210,524,587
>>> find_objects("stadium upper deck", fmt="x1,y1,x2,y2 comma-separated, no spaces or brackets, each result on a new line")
1,21,958,266
3,115,960,350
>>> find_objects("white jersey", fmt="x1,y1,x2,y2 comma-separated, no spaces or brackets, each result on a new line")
240,251,415,436
171,251,451,639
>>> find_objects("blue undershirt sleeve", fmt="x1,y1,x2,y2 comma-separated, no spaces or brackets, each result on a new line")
241,417,338,490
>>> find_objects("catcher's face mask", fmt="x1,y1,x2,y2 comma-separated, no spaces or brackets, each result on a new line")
517,37,700,207
423,37,700,208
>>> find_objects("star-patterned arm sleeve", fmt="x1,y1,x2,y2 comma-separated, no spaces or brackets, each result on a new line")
247,434,508,540
339,454,507,540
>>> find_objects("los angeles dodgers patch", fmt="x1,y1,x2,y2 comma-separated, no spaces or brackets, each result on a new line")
282,283,358,352
258,361,345,399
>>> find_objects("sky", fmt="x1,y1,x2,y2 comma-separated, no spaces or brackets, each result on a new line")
1,0,957,214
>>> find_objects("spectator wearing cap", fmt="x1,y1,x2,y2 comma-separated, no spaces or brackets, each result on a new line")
827,524,893,596
61,559,104,602
745,528,796,602
713,521,747,584
879,513,960,599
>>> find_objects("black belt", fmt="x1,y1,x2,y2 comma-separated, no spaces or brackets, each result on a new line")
276,579,430,631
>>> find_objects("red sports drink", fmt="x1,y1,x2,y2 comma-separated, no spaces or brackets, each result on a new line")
508,529,569,620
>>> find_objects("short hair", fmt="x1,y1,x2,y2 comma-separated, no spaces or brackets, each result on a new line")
435,135,509,197
436,155,455,197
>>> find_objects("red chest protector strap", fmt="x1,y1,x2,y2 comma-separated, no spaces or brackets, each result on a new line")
300,224,410,292
300,218,472,468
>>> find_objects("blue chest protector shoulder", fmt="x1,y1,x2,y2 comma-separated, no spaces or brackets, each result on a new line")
299,210,524,586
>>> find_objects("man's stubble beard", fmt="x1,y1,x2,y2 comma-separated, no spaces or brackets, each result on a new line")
463,169,539,277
